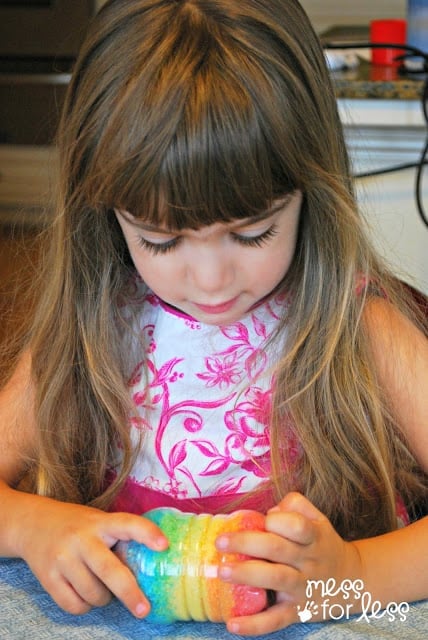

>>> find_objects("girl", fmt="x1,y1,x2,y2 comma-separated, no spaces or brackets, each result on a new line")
0,0,427,636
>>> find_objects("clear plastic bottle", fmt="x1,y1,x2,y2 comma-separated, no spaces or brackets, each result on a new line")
116,507,268,623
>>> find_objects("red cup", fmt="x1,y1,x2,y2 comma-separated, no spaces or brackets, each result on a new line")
370,19,407,66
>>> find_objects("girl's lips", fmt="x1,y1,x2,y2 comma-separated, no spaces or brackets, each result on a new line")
194,297,238,314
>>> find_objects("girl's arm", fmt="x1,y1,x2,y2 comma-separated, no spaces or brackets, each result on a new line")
351,295,428,601
215,297,428,636
217,493,428,636
0,353,168,618
363,296,428,470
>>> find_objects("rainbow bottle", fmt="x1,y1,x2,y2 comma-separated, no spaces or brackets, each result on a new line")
116,507,268,623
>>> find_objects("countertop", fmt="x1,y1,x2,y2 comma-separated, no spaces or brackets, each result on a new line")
331,58,426,101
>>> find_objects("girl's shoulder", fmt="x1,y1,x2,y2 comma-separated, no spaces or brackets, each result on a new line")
363,295,428,472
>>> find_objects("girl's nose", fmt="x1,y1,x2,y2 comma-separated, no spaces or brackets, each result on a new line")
188,246,234,295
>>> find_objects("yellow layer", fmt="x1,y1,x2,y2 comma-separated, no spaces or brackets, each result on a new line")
183,513,211,621
201,514,228,622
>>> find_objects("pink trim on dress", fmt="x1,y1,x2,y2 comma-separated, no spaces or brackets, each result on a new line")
108,473,276,515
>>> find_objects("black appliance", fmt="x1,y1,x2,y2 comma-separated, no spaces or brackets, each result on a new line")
0,1,94,145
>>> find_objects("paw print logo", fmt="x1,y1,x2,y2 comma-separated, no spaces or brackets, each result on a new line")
297,601,319,623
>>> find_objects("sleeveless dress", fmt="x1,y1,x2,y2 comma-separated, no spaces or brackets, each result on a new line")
108,279,409,526
109,281,298,515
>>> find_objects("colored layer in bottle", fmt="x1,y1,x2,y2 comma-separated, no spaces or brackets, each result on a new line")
120,507,268,623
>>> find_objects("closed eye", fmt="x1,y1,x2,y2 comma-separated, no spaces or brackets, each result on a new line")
137,223,279,255
137,236,180,255
232,224,278,247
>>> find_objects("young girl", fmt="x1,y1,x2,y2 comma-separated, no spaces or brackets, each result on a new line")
0,0,427,636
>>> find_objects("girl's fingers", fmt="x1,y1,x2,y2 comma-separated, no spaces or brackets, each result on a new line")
40,570,93,616
98,512,169,551
265,510,318,545
216,527,312,566
226,601,298,637
46,536,149,617
218,558,304,595
273,491,324,517
61,560,113,609
84,539,150,617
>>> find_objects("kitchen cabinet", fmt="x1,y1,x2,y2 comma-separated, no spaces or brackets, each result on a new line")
0,145,58,226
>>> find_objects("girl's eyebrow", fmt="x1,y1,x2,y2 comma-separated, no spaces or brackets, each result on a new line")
119,194,292,233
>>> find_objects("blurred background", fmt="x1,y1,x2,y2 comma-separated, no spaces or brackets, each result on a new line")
0,0,427,362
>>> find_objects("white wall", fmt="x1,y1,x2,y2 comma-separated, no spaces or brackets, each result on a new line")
342,111,428,295
300,1,406,31
95,1,407,25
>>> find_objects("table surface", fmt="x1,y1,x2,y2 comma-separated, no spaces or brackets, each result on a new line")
1,557,427,640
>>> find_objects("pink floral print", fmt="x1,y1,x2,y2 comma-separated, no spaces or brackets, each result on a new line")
121,284,291,504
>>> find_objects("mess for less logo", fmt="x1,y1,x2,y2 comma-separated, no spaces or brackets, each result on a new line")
297,579,410,623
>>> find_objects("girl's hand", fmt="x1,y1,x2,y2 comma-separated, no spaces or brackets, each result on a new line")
216,492,362,636
15,495,168,618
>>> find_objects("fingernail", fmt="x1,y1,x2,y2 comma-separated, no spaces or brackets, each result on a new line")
155,536,168,550
216,535,229,550
229,622,240,633
135,602,148,617
219,565,232,580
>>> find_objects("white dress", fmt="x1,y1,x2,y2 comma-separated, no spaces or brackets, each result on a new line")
110,281,299,514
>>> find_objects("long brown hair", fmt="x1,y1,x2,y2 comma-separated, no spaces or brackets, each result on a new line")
20,0,426,536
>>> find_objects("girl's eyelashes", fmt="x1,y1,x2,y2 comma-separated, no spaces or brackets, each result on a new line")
137,236,179,255
232,224,278,247
137,224,279,256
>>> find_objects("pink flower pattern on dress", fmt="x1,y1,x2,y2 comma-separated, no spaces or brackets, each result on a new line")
196,352,242,388
122,285,292,503
113,279,409,524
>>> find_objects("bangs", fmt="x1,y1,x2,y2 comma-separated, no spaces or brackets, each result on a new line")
145,84,297,231
80,3,299,231
107,72,297,231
